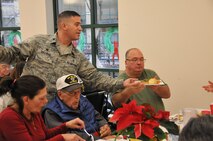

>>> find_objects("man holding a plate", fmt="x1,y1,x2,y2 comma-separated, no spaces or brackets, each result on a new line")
111,48,171,112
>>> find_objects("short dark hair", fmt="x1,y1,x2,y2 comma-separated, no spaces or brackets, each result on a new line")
57,10,80,24
0,75,46,113
179,115,213,141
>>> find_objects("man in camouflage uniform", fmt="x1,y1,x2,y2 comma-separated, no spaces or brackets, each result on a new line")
0,11,143,101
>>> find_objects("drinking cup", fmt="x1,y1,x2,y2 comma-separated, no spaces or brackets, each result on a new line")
182,108,197,125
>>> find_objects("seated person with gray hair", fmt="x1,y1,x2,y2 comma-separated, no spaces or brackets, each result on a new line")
178,115,213,141
42,74,112,140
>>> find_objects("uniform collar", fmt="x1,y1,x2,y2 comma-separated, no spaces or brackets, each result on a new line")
49,34,57,44
51,33,75,56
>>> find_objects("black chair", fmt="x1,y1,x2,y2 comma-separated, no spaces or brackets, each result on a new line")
82,91,114,120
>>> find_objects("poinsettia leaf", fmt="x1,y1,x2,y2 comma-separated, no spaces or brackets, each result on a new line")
110,107,130,122
117,114,145,131
154,127,166,140
109,110,123,122
154,111,163,119
156,110,170,120
159,120,179,135
134,124,141,138
144,119,159,128
141,124,155,139
111,99,176,140
110,100,144,123
117,115,138,130
143,103,155,113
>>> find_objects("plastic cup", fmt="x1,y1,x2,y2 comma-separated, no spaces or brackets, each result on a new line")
182,108,197,125
201,110,211,115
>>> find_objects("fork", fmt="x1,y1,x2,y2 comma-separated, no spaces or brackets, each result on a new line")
83,128,94,141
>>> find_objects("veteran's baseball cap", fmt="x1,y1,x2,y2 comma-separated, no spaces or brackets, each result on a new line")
56,74,83,92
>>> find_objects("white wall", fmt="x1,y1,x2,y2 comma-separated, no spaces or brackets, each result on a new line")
19,0,54,39
118,0,213,114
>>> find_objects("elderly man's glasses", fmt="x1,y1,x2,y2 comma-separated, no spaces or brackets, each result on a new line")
126,58,146,63
62,89,81,96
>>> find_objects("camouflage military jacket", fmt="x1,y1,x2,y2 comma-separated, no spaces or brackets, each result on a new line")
0,34,123,100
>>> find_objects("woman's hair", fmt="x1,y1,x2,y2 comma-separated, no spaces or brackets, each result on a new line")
0,76,13,96
0,75,46,113
10,62,25,80
179,115,213,141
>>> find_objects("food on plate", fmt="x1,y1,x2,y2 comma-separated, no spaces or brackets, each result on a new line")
169,114,183,122
141,77,161,85
148,78,160,84
140,79,149,84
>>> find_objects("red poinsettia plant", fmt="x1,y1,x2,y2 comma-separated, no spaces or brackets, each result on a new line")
110,100,179,141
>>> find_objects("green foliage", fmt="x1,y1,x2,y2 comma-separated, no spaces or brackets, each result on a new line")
159,120,179,135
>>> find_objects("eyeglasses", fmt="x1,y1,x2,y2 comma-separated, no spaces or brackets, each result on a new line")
62,89,81,96
126,58,146,63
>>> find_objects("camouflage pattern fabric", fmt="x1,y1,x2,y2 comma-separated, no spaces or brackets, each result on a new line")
0,34,124,101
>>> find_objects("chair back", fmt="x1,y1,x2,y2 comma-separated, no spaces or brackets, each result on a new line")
83,91,106,115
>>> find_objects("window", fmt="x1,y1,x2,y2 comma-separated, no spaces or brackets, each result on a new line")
0,0,21,47
53,0,119,77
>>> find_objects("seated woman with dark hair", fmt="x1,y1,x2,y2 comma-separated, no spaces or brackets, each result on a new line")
179,115,213,141
0,75,85,141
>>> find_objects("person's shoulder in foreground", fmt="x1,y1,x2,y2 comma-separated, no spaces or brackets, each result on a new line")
179,115,213,141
